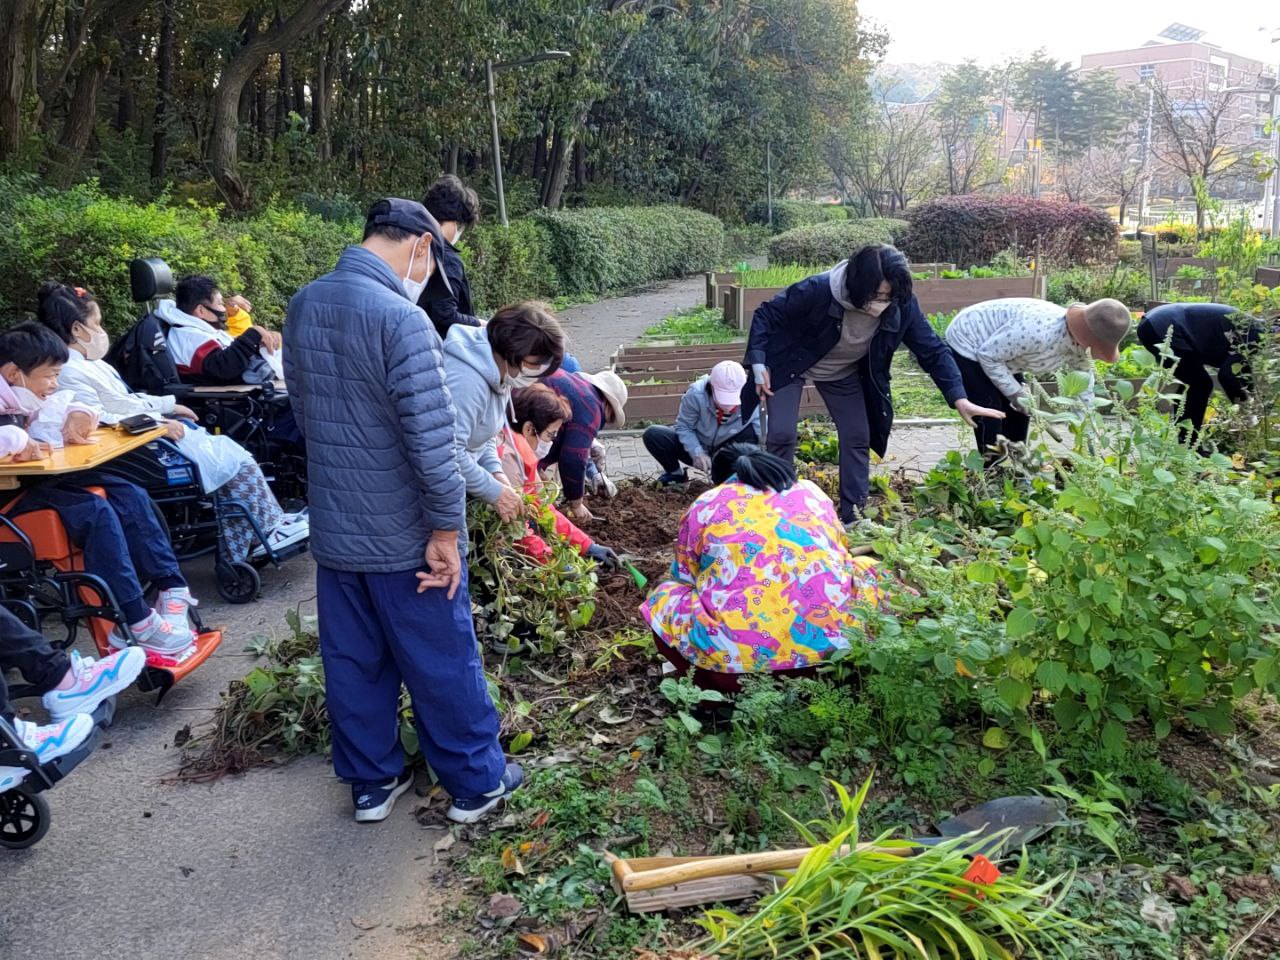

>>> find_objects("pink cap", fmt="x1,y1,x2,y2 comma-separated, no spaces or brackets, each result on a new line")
709,360,747,408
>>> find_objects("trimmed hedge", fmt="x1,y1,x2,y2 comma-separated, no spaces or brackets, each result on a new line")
767,218,909,267
747,199,848,234
0,178,356,334
459,220,559,314
904,195,1116,268
531,205,724,294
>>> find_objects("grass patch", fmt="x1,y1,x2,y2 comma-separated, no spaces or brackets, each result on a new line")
640,306,742,345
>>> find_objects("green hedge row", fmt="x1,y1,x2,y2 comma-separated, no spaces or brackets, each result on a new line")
0,178,357,334
746,199,848,234
0,179,726,334
767,218,909,267
530,205,724,295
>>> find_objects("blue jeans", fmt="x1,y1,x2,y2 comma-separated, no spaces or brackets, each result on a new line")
15,473,185,625
317,563,505,797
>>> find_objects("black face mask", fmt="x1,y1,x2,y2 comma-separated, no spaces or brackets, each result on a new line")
203,305,228,327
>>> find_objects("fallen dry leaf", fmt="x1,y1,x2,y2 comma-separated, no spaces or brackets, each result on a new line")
1163,874,1197,903
501,845,527,875
433,832,457,855
350,916,379,931
529,810,551,830
487,893,523,919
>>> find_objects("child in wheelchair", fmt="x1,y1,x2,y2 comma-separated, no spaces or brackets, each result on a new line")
36,283,308,561
0,323,203,655
0,605,144,792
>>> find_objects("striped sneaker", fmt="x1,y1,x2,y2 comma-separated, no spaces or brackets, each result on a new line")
14,714,94,765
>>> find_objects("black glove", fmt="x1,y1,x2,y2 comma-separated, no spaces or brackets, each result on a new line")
586,543,620,570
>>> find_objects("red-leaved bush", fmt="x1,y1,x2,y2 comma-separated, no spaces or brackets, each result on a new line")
904,195,1117,268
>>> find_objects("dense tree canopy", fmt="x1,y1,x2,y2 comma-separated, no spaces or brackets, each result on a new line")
0,0,883,219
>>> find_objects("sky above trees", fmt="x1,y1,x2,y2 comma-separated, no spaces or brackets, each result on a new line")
861,0,1278,68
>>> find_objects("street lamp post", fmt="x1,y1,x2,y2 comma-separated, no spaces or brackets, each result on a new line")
485,51,572,228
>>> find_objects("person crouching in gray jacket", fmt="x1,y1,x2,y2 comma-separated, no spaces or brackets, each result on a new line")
441,302,566,521
643,360,759,485
283,198,521,826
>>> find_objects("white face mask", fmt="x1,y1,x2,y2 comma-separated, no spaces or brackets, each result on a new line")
451,225,464,244
75,324,110,362
10,374,45,415
864,300,890,318
401,238,432,303
507,361,551,390
534,437,554,459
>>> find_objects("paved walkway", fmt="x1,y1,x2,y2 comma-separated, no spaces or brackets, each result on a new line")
557,274,706,370
602,421,972,480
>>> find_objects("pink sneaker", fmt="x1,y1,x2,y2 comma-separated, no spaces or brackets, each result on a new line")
14,715,94,764
42,648,146,720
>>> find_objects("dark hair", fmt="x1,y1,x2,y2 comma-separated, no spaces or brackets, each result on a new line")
175,275,221,315
362,222,419,243
844,243,913,310
36,282,94,345
424,175,480,228
0,321,71,371
487,302,566,376
510,383,572,434
710,443,797,493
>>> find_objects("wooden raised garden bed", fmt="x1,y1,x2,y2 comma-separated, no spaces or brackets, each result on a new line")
1255,266,1280,288
704,272,740,309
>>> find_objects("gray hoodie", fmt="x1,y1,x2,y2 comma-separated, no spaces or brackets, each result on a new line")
442,324,509,504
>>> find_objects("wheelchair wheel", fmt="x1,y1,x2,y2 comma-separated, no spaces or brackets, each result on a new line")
215,560,260,605
0,786,49,850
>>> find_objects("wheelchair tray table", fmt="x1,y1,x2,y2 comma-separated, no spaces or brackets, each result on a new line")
0,426,167,490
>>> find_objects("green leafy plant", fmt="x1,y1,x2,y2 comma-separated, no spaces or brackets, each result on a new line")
640,305,739,344
687,775,1079,959
1044,772,1131,859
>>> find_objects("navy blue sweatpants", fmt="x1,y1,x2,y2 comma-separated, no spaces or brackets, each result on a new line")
316,563,505,798
15,473,186,625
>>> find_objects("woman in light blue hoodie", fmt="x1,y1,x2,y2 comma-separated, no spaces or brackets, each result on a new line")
442,303,567,522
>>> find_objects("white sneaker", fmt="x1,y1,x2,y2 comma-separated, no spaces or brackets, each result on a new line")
42,648,146,720
251,515,309,559
0,765,29,792
125,611,195,655
15,714,94,764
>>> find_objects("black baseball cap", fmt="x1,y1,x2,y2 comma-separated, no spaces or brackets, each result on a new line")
364,198,452,293
365,198,446,244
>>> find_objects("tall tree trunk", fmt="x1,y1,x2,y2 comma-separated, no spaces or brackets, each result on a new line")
446,143,459,175
150,0,175,180
292,76,306,125
0,0,36,161
573,140,586,190
277,36,293,138
254,71,268,157
313,33,333,162
532,113,549,181
55,56,109,180
208,0,344,209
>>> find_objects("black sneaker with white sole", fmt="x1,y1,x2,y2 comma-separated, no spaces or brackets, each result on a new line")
352,770,414,823
447,762,524,824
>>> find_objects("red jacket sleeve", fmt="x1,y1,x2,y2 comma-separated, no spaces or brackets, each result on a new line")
550,505,594,554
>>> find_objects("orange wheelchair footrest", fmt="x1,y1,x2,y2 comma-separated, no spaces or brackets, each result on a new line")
141,629,222,682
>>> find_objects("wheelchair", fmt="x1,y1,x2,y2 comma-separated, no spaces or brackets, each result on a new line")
0,710,97,850
96,436,309,604
0,491,223,705
110,257,307,506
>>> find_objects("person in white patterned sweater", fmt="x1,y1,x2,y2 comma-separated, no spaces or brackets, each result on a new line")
944,297,1130,457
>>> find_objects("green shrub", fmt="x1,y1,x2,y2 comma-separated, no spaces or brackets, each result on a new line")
531,205,724,294
0,178,355,332
905,194,1116,268
722,224,773,261
767,218,906,267
746,199,848,233
459,219,558,314
1047,264,1147,309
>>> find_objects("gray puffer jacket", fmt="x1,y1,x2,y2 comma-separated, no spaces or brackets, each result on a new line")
442,324,508,505
283,245,465,572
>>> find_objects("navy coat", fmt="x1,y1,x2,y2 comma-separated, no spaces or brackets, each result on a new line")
742,271,967,456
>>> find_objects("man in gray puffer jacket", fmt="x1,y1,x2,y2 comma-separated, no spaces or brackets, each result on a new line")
284,198,520,826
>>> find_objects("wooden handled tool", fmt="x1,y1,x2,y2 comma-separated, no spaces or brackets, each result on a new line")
611,842,908,894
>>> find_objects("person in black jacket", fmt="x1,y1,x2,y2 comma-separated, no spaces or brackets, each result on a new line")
418,175,482,338
1137,302,1265,444
743,244,1003,522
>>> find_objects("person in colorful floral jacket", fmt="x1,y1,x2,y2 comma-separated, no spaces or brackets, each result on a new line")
641,444,893,692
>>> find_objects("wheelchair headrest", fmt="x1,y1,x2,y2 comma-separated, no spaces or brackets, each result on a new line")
130,258,174,303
